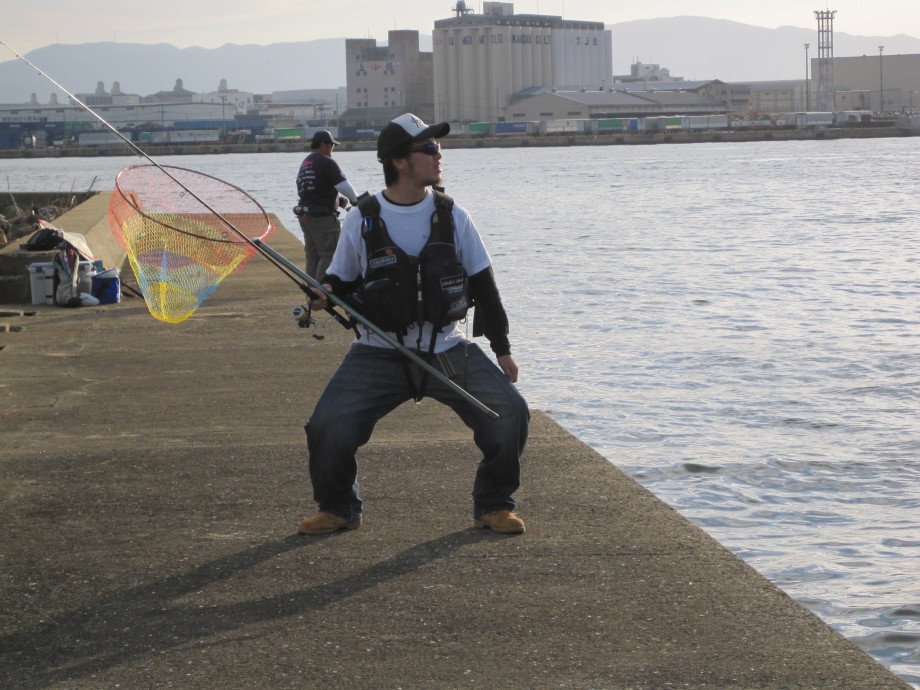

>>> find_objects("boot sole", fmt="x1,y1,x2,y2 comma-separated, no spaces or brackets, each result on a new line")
474,519,525,534
298,521,361,535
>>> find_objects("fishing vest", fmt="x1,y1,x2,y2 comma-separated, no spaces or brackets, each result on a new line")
357,190,470,337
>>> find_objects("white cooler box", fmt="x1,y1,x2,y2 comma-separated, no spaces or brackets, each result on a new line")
28,261,95,305
27,262,55,305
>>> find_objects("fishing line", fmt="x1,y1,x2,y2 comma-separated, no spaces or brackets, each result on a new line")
1,40,500,419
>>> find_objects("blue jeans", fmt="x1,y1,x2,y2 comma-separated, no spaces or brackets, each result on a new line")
306,342,530,521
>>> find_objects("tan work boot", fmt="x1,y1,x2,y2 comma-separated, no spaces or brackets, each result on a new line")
474,509,525,534
298,511,361,535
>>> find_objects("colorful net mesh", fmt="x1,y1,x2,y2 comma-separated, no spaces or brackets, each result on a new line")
108,164,274,323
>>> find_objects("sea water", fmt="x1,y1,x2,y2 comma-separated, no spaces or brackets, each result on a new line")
5,137,919,686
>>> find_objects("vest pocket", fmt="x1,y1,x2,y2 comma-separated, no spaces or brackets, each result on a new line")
424,270,469,328
360,278,415,333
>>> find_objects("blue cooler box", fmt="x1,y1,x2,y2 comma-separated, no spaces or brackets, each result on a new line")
91,268,121,304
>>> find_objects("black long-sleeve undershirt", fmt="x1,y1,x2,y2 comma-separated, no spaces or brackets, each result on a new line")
468,266,511,357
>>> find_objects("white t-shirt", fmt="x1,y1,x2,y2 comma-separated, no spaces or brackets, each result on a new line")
328,188,492,353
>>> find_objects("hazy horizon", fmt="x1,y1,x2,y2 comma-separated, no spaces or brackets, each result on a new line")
4,15,920,104
3,2,919,59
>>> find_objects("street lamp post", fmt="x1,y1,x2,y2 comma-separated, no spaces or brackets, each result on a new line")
804,43,810,111
878,46,884,113
219,95,227,140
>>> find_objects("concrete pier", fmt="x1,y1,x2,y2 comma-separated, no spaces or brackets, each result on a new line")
0,197,910,688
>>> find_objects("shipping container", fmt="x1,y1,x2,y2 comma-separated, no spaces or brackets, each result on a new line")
274,127,303,140
139,129,220,144
794,112,834,128
67,121,95,132
596,118,627,132
467,122,492,136
835,111,871,126
338,126,380,140
169,129,221,143
539,119,581,134
683,115,729,130
494,121,534,135
173,120,223,131
78,131,129,146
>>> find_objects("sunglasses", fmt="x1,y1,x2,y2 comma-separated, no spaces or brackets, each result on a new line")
410,142,441,156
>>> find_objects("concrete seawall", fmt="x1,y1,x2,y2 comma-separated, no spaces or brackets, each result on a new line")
0,125,915,160
0,197,910,688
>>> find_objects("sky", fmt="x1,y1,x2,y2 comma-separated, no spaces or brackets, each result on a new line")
2,0,919,58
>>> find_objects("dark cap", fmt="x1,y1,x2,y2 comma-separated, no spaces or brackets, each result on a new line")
377,113,450,161
311,129,340,146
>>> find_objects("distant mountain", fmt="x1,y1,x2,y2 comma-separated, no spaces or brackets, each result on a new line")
2,18,919,104
0,39,352,104
610,16,920,82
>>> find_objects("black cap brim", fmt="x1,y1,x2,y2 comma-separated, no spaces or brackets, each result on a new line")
417,122,450,141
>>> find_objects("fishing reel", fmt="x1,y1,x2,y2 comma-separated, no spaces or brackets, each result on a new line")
291,304,325,340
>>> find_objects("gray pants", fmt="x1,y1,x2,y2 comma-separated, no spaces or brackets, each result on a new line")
297,213,341,280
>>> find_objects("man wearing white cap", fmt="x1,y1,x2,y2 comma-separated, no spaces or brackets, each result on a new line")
299,113,530,536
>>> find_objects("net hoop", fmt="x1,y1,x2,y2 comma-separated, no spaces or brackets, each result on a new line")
112,164,273,244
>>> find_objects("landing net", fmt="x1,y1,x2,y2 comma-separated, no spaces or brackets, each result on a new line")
108,164,274,323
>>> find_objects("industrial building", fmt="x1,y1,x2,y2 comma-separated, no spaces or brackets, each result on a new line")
340,30,435,128
433,1,612,122
830,53,920,112
507,82,727,121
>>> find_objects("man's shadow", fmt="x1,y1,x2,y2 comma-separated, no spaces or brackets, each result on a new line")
1,529,489,688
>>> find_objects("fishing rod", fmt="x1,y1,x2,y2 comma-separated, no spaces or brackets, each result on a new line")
1,40,500,420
